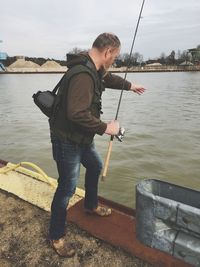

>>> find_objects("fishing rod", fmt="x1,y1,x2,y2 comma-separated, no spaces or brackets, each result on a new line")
102,0,146,181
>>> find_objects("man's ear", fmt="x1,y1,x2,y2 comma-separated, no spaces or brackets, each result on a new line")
103,48,108,59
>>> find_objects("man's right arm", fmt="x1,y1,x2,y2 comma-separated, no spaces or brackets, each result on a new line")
103,72,131,90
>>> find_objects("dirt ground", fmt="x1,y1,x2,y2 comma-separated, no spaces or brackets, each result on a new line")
0,189,152,267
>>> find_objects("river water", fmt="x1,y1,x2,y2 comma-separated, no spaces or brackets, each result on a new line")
0,72,200,207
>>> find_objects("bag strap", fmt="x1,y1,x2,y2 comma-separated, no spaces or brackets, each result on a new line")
52,74,66,94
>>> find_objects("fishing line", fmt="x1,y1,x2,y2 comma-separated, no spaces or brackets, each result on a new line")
102,0,146,180
115,0,146,120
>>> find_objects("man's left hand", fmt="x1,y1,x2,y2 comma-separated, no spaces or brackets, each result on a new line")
130,84,146,95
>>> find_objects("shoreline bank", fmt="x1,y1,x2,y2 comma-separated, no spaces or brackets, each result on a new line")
0,189,151,267
0,160,191,267
1,66,200,74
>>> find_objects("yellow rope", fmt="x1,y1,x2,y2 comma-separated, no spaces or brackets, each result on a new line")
0,161,56,189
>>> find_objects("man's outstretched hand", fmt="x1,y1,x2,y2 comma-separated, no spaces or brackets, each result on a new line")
130,84,146,95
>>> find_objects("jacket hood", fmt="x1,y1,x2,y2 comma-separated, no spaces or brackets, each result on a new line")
66,53,93,68
66,52,107,77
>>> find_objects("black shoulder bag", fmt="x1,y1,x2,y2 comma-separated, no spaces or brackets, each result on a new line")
32,75,65,118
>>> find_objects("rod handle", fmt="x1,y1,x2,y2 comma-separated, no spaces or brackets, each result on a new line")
101,140,113,181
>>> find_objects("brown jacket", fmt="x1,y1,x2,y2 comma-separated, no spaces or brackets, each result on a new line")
66,54,131,135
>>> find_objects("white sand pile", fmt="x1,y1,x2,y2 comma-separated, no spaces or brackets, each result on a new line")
41,60,62,68
8,59,40,68
40,60,67,72
7,59,67,73
7,59,41,72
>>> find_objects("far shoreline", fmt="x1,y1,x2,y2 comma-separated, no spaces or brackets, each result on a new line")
1,69,200,74
1,65,200,74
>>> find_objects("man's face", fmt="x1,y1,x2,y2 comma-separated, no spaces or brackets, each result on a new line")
103,47,120,70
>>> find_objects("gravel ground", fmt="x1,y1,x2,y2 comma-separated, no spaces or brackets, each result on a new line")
0,189,152,267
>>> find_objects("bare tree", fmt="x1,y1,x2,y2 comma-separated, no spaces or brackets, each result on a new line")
68,47,88,55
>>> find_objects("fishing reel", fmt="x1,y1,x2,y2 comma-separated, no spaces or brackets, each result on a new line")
115,127,125,142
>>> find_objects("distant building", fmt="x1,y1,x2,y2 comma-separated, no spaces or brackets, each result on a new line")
15,56,25,60
0,52,8,60
188,48,200,64
145,62,162,69
179,61,193,66
0,52,8,71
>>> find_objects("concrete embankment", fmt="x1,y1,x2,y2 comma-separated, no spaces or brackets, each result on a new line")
109,65,200,73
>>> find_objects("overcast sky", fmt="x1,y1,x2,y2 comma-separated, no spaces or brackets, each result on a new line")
1,0,200,60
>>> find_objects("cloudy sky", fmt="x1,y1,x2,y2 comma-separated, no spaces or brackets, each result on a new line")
1,0,200,60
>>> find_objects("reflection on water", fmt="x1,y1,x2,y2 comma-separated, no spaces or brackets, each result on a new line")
0,72,200,207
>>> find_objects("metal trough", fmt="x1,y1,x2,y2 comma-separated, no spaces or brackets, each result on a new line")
136,179,200,266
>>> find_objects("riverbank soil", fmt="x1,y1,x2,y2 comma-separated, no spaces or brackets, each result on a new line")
0,189,151,267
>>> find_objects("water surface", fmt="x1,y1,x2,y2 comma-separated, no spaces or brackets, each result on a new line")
0,72,199,207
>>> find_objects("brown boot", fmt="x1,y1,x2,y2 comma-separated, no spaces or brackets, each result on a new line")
85,205,112,216
50,238,75,257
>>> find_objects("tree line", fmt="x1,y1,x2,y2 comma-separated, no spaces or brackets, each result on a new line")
2,45,200,67
69,45,200,67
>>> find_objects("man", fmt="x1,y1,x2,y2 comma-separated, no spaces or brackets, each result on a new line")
49,32,145,257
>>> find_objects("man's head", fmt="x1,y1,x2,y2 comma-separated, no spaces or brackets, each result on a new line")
90,33,121,70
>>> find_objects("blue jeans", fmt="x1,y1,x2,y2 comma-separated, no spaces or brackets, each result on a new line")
49,134,103,240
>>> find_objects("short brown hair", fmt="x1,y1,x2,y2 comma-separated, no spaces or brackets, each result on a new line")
92,33,121,51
